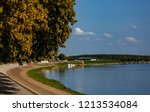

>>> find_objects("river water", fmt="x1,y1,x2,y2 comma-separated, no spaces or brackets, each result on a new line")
43,64,150,95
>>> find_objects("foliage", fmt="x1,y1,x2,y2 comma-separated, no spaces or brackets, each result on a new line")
69,54,150,63
0,0,76,64
58,53,67,60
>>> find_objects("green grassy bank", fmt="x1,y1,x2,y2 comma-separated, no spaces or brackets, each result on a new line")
27,64,83,95
27,61,122,95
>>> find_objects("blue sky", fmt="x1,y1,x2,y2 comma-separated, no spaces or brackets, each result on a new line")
60,0,150,56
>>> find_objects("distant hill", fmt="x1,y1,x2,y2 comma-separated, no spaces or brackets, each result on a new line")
68,54,150,62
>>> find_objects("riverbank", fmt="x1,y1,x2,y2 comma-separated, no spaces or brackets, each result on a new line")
27,64,83,95
83,60,122,65
34,63,150,95
5,61,149,95
26,61,122,95
7,64,72,95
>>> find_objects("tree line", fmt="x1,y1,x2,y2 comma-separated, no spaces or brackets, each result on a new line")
68,54,150,63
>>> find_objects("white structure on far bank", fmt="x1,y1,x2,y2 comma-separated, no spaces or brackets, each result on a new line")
67,64,75,68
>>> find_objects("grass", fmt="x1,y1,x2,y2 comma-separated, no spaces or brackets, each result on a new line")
27,60,122,95
27,66,83,95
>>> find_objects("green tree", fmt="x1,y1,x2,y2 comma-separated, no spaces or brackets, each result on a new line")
0,0,76,64
58,53,67,60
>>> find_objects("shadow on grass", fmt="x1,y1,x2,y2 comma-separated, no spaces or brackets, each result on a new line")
0,73,20,94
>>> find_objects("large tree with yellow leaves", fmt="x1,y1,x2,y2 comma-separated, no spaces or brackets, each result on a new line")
0,0,76,64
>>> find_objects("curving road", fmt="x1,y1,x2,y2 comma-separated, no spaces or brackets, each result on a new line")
0,63,70,95
0,64,34,95
7,65,70,95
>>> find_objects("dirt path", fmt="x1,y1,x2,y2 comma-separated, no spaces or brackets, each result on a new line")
7,64,70,95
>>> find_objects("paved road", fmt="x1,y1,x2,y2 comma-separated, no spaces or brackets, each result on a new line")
0,63,70,95
0,73,34,95
7,66,70,95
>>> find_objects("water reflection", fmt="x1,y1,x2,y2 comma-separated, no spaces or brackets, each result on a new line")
43,64,150,95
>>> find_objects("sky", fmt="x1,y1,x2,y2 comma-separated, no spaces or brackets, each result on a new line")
60,0,150,56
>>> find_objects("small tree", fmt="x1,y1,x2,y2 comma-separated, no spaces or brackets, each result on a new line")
58,53,67,60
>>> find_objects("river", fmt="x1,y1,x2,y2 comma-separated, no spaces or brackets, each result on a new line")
43,64,150,95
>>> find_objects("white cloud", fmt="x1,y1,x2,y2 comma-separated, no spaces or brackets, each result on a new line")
79,36,102,41
74,27,96,36
103,33,113,38
118,36,142,45
130,25,138,29
123,25,139,31
125,37,138,43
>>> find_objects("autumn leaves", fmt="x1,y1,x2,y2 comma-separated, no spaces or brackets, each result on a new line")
0,0,76,64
